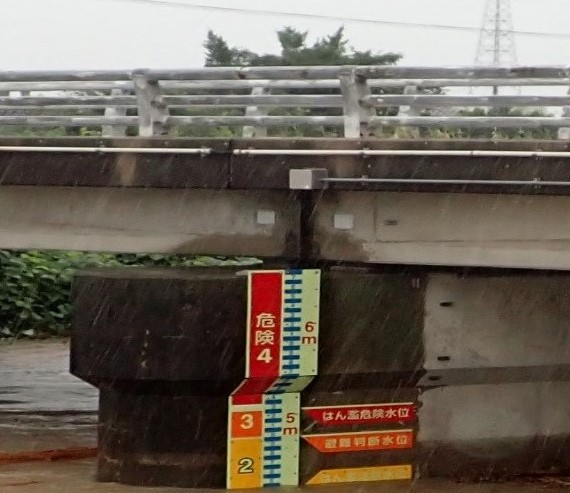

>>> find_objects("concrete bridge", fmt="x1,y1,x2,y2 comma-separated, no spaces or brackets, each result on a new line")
1,65,570,269
2,137,570,270
1,65,570,488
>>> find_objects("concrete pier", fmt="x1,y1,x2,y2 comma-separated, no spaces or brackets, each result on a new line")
70,267,570,488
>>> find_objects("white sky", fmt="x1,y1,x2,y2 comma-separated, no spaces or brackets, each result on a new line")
0,0,569,70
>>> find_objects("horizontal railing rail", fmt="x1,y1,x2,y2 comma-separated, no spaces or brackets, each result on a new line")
1,78,568,93
0,65,568,138
0,66,567,81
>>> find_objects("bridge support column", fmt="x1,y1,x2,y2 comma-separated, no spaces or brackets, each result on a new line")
70,267,570,488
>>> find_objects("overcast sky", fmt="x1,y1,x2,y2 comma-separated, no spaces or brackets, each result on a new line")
1,0,569,70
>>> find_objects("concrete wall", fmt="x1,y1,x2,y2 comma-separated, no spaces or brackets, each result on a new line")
419,382,570,442
314,192,570,270
418,274,570,474
423,274,570,373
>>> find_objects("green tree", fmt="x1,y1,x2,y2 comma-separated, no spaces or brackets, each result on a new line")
204,26,401,67
204,31,257,66
194,27,403,138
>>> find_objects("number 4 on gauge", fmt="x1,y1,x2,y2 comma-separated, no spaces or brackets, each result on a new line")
257,348,273,363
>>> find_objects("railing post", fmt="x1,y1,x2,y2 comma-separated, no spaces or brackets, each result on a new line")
558,73,570,140
102,88,128,137
397,84,420,138
132,73,168,137
339,69,374,138
242,86,269,138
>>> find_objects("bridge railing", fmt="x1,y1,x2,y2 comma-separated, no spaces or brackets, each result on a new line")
0,66,569,138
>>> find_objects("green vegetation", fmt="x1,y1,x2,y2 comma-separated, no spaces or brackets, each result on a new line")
0,251,259,339
454,107,557,139
204,26,400,67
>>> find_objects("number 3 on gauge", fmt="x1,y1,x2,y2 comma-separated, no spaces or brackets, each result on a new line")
240,413,254,430
237,457,254,474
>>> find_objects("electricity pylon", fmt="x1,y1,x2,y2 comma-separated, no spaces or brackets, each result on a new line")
475,0,517,94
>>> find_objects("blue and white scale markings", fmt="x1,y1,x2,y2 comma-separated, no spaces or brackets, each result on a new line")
281,269,303,377
261,393,300,486
262,395,284,486
264,268,319,394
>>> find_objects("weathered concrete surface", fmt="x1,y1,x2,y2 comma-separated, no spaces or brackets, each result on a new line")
0,139,231,189
0,187,300,257
417,274,570,478
70,268,423,487
423,274,570,372
232,138,570,194
2,137,570,194
71,268,425,389
314,192,570,269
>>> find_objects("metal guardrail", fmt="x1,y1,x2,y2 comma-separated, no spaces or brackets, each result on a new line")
0,66,568,138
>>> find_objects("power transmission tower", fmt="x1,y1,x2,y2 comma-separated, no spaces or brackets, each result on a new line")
475,0,517,94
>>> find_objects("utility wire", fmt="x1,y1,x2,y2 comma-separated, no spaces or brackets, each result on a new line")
95,0,570,39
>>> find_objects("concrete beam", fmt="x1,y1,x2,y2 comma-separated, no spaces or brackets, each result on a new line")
313,191,570,270
0,186,300,256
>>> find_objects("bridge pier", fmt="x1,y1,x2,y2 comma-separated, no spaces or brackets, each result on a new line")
71,268,247,487
70,266,570,488
4,63,570,488
97,390,231,487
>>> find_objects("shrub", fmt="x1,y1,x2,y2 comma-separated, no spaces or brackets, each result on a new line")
0,251,259,338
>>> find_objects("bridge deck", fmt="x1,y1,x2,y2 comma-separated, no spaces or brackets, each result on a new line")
1,137,570,270
1,137,570,194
